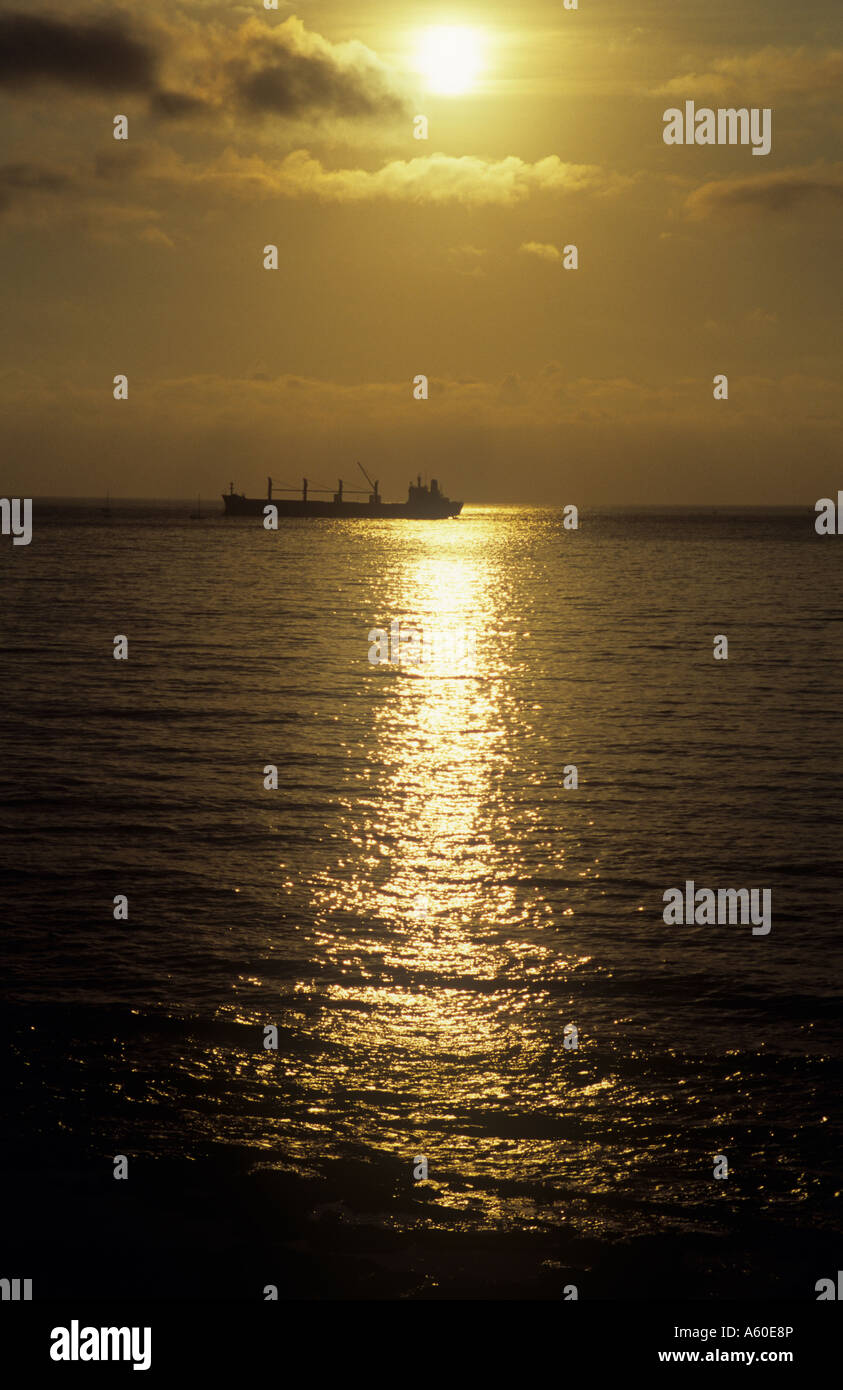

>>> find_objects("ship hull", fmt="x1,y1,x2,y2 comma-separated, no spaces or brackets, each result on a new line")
222,495,462,519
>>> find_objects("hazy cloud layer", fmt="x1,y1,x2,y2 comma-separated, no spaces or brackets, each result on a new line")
3,364,838,428
654,45,843,102
2,365,838,503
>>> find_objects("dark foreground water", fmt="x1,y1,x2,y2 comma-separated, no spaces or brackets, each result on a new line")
1,502,840,1299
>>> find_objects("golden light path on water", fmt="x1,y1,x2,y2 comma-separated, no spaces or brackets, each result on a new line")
294,513,604,1220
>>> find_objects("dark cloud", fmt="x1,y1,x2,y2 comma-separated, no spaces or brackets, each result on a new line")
150,89,209,119
686,165,843,217
228,40,405,119
0,12,406,124
0,12,155,92
93,146,151,181
0,160,73,211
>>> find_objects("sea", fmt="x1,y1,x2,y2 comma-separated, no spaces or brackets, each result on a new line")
1,501,840,1299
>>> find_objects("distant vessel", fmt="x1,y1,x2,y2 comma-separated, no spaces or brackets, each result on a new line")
222,464,462,519
190,494,202,520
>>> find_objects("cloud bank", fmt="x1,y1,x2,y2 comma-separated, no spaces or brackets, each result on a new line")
0,12,407,123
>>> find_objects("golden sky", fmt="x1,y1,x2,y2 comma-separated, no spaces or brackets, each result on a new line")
1,0,841,502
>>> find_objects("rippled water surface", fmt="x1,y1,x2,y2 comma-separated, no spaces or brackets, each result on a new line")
1,503,841,1298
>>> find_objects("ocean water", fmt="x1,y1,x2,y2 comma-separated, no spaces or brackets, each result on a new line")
1,502,841,1299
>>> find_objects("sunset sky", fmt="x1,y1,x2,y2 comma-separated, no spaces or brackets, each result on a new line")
1,0,840,503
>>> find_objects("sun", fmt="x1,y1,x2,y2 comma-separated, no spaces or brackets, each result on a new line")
416,26,484,96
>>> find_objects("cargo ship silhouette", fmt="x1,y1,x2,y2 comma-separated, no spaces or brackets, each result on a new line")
222,463,462,519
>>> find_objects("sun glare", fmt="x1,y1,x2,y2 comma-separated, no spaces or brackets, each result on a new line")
416,26,484,95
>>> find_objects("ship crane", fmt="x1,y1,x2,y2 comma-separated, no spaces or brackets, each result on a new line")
357,461,381,503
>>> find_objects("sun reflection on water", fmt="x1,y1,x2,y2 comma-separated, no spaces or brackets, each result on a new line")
314,517,532,955
293,515,593,1216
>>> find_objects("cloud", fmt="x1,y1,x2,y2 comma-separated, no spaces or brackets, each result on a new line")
146,146,626,206
0,161,74,212
0,12,407,124
93,146,153,182
225,16,406,119
520,241,564,262
86,203,174,246
448,244,486,259
653,46,843,103
150,89,210,119
0,136,628,231
0,12,155,92
136,224,174,248
685,163,843,218
0,155,167,244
